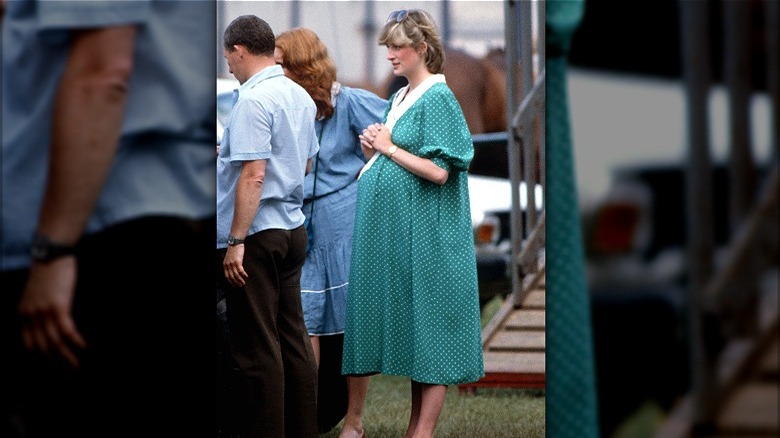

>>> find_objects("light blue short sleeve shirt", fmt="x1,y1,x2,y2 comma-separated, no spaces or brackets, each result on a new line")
216,66,319,248
1,1,217,270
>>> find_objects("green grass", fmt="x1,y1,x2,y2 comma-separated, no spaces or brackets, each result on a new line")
322,295,545,438
480,294,505,328
321,374,545,438
610,401,665,438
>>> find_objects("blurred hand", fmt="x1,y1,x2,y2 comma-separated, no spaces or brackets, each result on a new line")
223,244,248,288
18,256,87,369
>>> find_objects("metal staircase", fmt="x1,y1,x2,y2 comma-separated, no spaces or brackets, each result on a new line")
459,0,546,393
656,170,779,437
653,0,779,435
459,247,546,392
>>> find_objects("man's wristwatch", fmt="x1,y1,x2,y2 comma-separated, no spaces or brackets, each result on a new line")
227,235,245,246
30,234,77,262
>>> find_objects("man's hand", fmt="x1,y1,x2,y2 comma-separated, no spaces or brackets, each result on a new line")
18,257,87,369
223,245,249,287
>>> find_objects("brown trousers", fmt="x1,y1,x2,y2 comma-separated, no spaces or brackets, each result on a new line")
217,226,318,438
2,216,215,437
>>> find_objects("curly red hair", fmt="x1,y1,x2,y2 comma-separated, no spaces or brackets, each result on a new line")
275,28,337,119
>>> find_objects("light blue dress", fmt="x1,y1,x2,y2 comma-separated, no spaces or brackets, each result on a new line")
301,84,387,335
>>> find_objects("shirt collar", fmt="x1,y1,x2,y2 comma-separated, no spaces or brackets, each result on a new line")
240,64,285,91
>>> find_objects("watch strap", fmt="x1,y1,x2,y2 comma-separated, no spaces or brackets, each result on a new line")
30,234,77,262
227,235,245,246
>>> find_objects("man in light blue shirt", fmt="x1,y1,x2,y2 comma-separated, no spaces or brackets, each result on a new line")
216,15,319,438
1,1,215,436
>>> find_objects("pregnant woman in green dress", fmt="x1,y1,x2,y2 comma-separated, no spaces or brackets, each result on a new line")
342,9,484,438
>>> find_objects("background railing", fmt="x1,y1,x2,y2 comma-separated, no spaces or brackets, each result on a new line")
673,0,779,433
505,0,546,307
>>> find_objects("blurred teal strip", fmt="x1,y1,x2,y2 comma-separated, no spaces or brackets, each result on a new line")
546,1,601,437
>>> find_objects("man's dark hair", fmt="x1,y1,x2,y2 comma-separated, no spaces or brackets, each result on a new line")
223,15,274,56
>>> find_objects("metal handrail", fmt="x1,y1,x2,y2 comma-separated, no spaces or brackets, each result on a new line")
505,0,546,305
677,0,779,431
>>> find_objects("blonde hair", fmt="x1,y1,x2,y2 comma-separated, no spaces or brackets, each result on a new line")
378,9,445,74
275,27,337,119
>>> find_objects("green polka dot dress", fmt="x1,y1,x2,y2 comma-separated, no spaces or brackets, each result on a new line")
342,82,485,385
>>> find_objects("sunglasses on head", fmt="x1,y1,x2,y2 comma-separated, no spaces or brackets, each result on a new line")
386,9,417,24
